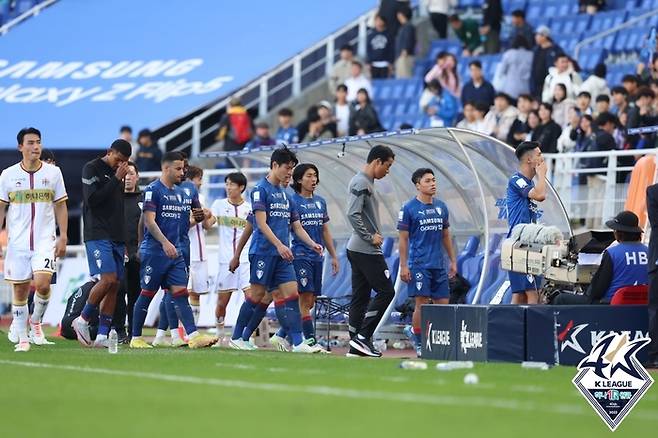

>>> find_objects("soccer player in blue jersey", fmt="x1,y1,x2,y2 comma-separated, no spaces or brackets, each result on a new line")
231,147,324,353
269,163,339,351
506,141,547,305
130,152,216,349
398,168,456,357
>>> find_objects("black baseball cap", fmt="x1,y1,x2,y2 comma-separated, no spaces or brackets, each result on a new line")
605,211,643,233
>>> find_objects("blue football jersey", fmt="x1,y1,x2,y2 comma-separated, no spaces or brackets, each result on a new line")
397,197,450,270
276,127,299,145
140,180,186,255
506,172,537,236
178,180,201,245
248,177,299,256
291,192,329,262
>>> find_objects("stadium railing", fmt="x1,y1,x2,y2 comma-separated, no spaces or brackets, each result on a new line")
0,0,57,35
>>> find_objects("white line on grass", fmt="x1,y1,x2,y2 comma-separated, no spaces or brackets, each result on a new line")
1,359,657,422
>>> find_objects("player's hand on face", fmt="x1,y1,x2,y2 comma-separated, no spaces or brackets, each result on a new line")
372,233,384,247
277,244,294,262
192,208,205,223
331,256,339,275
115,162,129,180
400,265,411,283
55,236,67,258
163,241,178,259
536,159,547,178
229,256,240,273
448,261,457,279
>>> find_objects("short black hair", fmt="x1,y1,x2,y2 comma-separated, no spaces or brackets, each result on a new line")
40,148,55,163
399,122,413,129
577,91,592,100
539,101,553,113
495,92,512,104
611,86,628,96
517,93,533,102
449,14,461,22
469,60,482,69
511,35,530,50
307,113,321,124
511,9,525,18
375,14,387,25
270,147,298,169
593,63,607,78
595,94,610,103
556,53,569,61
622,74,639,84
225,172,247,192
515,141,540,160
411,168,434,185
17,127,41,145
162,151,183,164
336,84,348,92
292,163,320,193
637,86,655,99
339,44,354,52
397,5,412,20
187,165,203,180
616,230,642,242
120,125,132,134
278,108,293,117
474,101,489,113
595,112,617,127
110,139,132,158
138,128,152,139
366,144,395,164
127,161,139,173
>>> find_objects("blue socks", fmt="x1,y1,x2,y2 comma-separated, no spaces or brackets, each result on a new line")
242,303,268,341
232,298,257,340
284,297,303,346
157,297,169,330
302,316,315,340
171,290,196,335
98,313,112,337
165,291,179,330
81,302,99,322
132,290,156,337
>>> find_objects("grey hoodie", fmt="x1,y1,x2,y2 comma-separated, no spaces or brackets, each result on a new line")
346,171,382,255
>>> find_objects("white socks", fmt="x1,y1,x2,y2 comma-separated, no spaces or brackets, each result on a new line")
12,304,28,342
191,304,200,325
30,292,50,324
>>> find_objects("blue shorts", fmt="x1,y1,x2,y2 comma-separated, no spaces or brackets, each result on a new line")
85,240,125,280
139,252,188,291
181,246,190,267
408,268,450,299
509,271,543,294
249,254,296,290
293,259,323,295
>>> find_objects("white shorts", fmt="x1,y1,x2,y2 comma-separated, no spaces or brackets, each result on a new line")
189,260,209,294
4,245,56,283
215,262,250,293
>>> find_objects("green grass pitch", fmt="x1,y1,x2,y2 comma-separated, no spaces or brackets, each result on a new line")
1,339,656,438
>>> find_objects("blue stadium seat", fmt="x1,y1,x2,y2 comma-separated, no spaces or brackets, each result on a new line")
525,2,543,24
458,0,484,7
589,10,627,33
462,253,484,303
427,39,462,63
502,0,527,14
622,0,640,9
589,33,617,50
552,15,591,35
577,48,606,72
457,235,480,274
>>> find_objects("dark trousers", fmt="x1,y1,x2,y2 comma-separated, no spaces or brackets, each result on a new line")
347,250,395,340
429,12,448,39
114,258,141,337
370,66,390,79
649,271,658,362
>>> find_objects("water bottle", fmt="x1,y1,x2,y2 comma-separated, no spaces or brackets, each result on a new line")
521,361,549,370
400,360,428,370
436,361,474,371
108,329,118,354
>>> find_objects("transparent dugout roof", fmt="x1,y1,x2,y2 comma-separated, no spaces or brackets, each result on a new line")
202,128,572,303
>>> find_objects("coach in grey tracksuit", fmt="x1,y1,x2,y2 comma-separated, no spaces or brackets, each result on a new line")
345,145,396,357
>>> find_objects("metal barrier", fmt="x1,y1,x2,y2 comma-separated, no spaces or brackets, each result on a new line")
0,0,58,35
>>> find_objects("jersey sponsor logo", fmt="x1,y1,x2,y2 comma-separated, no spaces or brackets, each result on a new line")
573,333,654,431
8,189,55,203
217,215,248,228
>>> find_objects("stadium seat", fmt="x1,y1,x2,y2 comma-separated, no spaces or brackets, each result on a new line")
525,3,543,24
577,48,606,72
610,285,649,305
427,39,462,63
588,10,627,33
457,235,480,273
458,0,484,8
502,0,527,14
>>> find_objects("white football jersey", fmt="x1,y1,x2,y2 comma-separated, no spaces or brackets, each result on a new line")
189,193,207,262
210,198,251,264
0,161,68,251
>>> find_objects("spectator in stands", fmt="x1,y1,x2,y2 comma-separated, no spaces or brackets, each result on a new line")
303,113,333,142
507,94,534,146
297,106,319,142
244,121,276,150
493,35,533,100
580,63,610,102
395,6,416,79
650,79,658,113
456,101,489,134
424,0,456,39
484,92,519,141
334,84,352,137
634,86,658,149
421,79,458,127
509,10,534,49
580,0,606,15
461,60,495,108
557,106,581,153
576,91,593,116
345,61,373,103
216,97,253,151
637,55,658,85
424,52,460,98
611,86,629,117
378,0,404,38
317,100,338,138
349,88,384,135
449,14,482,56
622,74,640,104
551,84,575,128
594,94,611,118
532,102,561,153
480,0,502,54
552,210,648,305
134,129,161,172
525,109,540,141
275,108,299,145
329,45,360,93
542,54,583,103
531,25,563,99
119,125,138,160
367,15,395,79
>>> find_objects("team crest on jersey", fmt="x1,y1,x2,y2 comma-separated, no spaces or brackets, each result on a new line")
15,181,21,187
436,207,442,215
315,201,322,210
184,188,191,196
416,281,423,291
415,272,423,280
42,178,49,186
93,249,101,259
256,269,264,279
257,260,265,269
384,269,390,279
145,266,153,274
143,274,151,284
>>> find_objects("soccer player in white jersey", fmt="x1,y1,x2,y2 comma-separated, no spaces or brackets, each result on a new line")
187,165,216,324
210,172,252,342
0,128,68,352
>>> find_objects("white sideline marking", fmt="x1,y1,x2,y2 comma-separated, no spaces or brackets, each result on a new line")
1,359,657,421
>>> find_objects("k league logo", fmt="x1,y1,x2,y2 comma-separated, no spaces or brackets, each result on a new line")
573,333,654,431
